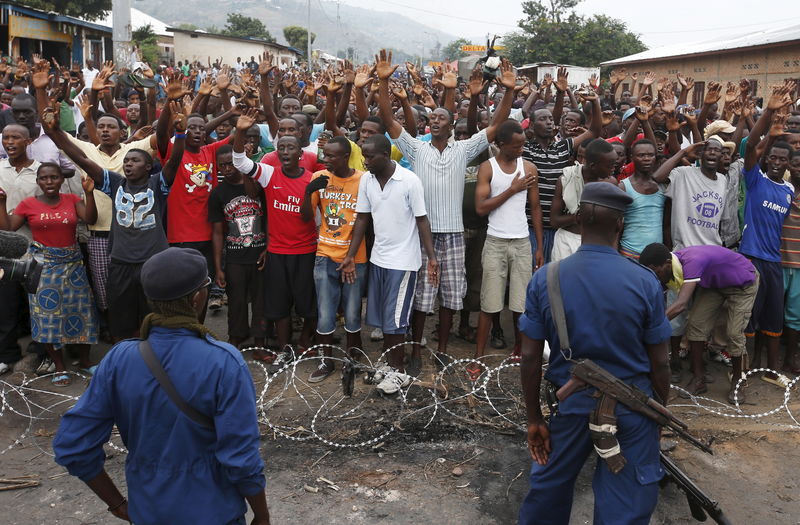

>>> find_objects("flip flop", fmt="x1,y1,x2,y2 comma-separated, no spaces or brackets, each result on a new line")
761,373,791,389
466,363,482,381
80,365,99,376
51,374,71,387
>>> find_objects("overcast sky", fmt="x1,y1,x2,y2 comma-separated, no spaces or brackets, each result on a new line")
341,0,800,50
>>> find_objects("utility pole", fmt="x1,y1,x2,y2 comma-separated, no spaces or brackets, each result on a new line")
112,0,133,69
307,0,312,71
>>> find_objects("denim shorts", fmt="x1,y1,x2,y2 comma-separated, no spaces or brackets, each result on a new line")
313,256,366,335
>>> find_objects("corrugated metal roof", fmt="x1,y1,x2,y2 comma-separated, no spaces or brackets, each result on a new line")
601,22,800,66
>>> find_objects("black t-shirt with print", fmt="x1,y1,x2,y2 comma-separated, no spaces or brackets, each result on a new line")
208,180,266,264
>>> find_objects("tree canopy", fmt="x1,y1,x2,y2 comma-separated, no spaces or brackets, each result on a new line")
283,26,316,56
132,24,159,65
504,0,646,67
24,0,110,20
441,38,471,62
221,13,276,43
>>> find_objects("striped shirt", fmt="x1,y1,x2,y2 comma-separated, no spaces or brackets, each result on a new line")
394,128,489,233
522,137,574,228
781,192,800,268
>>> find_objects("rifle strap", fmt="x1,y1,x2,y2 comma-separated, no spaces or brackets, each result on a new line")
546,261,571,357
138,339,215,431
589,393,626,474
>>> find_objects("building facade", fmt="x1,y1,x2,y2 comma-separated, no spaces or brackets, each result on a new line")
601,24,800,107
170,29,299,69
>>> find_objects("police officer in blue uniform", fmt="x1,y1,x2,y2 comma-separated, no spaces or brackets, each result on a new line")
518,182,672,524
54,248,271,525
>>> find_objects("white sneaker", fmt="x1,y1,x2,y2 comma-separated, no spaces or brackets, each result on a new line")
365,363,393,385
0,362,9,375
370,328,384,341
376,370,412,394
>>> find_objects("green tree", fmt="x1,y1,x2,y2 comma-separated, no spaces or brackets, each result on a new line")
441,38,471,62
505,0,646,67
283,26,316,56
132,24,159,65
24,0,110,20
176,23,200,31
221,13,276,43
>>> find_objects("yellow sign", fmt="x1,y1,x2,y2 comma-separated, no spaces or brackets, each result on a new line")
460,45,506,52
9,14,72,44
428,61,442,67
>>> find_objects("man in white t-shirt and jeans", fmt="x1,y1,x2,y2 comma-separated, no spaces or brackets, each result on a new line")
470,120,543,378
652,137,729,384
338,135,439,395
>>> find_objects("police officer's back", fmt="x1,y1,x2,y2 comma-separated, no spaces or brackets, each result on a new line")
518,183,672,525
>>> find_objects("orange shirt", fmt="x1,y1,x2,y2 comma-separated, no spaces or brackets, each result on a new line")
310,169,367,263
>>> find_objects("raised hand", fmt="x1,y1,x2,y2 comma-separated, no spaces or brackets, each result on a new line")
92,66,116,92
601,110,615,126
129,125,154,142
40,100,60,133
326,70,343,93
374,49,398,80
497,58,517,90
343,60,355,84
704,82,722,105
169,100,187,132
681,105,697,125
685,140,706,160
236,108,259,130
282,73,297,92
390,81,407,100
354,64,372,89
554,66,569,92
642,71,656,86
588,73,598,89
724,82,738,104
435,63,458,89
665,111,681,132
81,174,95,194
630,71,638,82
31,59,52,90
541,73,553,90
76,95,93,121
166,72,190,100
767,82,795,110
636,95,653,121
660,86,676,113
769,109,789,137
216,71,231,90
258,53,275,76
198,78,213,96
738,78,751,99
728,99,743,116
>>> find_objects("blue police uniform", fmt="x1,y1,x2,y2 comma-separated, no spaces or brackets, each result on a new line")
518,245,672,525
54,327,266,525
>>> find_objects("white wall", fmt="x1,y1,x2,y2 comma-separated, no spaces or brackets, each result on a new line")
173,33,296,67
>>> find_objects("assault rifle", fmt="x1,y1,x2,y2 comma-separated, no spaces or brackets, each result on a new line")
556,358,712,454
661,453,733,525
556,359,732,524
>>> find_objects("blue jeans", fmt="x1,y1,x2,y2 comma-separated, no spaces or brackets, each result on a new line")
313,256,366,334
529,227,556,264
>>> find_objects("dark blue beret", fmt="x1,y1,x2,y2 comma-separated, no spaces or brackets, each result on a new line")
580,181,633,212
141,247,209,301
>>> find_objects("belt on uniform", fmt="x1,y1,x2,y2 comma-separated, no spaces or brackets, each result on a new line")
90,230,110,238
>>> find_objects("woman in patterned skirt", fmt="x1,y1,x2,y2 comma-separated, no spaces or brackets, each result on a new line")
0,163,98,386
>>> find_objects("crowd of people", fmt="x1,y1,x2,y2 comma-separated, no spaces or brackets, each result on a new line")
0,51,796,398
0,42,794,524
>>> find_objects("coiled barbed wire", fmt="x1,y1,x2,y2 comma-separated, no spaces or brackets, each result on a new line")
1,344,798,456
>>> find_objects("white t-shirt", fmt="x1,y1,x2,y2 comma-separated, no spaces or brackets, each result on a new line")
356,162,427,271
664,166,727,249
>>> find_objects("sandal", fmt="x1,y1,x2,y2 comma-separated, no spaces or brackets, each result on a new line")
51,374,71,387
678,379,707,398
761,373,791,389
80,365,99,376
466,363,482,381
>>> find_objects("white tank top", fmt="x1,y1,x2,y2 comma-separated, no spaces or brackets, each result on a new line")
487,156,529,239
